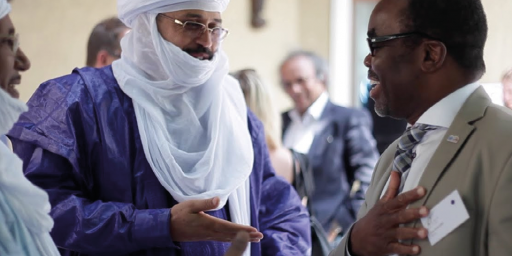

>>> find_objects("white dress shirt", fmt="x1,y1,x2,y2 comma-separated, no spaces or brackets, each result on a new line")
380,82,480,196
283,92,329,154
346,82,480,256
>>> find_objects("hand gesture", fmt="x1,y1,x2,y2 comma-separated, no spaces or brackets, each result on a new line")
350,171,430,256
224,232,250,256
170,197,263,243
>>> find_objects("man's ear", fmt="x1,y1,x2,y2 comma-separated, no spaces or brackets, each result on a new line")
421,41,447,73
95,50,110,68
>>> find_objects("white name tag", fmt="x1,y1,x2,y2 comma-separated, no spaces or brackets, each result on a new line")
420,190,470,246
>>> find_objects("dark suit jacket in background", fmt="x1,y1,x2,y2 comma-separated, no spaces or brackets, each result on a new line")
282,101,380,232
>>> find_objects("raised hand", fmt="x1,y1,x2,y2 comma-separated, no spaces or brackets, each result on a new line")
349,171,430,256
170,197,263,243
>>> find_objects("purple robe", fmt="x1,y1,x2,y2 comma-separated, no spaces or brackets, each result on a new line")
8,66,311,256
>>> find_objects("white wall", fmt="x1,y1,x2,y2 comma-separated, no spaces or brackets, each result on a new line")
10,0,118,102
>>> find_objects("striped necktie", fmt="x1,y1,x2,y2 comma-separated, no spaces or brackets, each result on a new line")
393,123,438,192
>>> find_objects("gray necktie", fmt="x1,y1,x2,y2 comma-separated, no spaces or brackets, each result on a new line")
393,124,438,192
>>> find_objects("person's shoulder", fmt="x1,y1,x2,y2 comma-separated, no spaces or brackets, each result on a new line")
26,66,123,117
36,66,115,94
327,101,371,124
247,109,263,140
476,104,512,135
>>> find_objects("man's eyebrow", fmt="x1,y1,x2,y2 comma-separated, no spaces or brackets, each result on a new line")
367,28,377,37
184,13,222,24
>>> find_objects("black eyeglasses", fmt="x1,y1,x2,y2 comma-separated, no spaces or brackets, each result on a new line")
158,13,229,42
366,31,441,56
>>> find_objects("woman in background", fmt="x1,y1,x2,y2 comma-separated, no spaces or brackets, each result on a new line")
232,69,294,183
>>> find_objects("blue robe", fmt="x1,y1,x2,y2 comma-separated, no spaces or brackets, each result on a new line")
8,66,311,256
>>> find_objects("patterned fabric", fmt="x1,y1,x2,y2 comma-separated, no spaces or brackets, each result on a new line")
393,123,438,191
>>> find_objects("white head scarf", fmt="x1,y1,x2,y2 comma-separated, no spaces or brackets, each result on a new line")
0,1,59,255
112,2,253,254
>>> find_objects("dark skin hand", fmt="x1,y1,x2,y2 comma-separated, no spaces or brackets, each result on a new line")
170,197,263,243
350,171,430,256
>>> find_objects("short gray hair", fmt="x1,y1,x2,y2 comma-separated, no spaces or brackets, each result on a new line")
280,50,329,86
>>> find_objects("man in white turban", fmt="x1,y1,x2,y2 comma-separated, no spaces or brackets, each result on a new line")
8,0,312,255
0,0,59,255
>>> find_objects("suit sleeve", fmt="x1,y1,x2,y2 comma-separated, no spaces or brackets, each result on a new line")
487,154,512,255
344,109,379,213
8,78,176,254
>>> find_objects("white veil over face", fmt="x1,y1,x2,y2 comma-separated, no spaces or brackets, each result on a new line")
113,2,253,255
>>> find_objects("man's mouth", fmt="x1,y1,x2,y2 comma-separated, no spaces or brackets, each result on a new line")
369,79,381,90
188,52,211,60
4,76,21,98
185,47,214,61
368,71,380,89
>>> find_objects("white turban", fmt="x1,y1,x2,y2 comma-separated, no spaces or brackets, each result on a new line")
118,0,229,28
0,0,11,20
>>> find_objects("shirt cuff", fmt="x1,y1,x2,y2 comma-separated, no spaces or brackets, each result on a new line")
132,208,178,248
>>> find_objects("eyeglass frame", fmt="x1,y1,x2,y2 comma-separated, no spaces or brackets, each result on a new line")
158,13,229,42
0,33,19,54
366,31,443,56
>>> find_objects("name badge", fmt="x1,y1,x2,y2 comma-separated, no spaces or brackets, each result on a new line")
420,190,470,246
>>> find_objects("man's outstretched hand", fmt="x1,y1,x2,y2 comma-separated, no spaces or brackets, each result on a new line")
170,197,263,243
224,232,250,256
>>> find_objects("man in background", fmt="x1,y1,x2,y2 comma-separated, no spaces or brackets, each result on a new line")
502,68,512,109
280,50,379,238
85,17,129,68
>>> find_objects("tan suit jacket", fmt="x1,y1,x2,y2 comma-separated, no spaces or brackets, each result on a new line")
331,87,512,256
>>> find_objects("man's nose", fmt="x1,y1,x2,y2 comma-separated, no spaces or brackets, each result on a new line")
363,53,372,68
15,47,31,71
290,83,303,94
196,30,213,49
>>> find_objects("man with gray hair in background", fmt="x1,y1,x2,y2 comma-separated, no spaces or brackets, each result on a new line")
280,50,379,241
8,0,311,255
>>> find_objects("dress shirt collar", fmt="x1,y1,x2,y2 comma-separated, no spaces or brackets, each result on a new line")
416,82,480,128
289,92,329,123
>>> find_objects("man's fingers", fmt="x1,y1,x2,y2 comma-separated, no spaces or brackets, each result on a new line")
392,206,429,225
224,232,250,256
382,171,401,200
187,197,221,213
387,186,427,210
389,226,428,240
205,214,260,233
386,242,421,255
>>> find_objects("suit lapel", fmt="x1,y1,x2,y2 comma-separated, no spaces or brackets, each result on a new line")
307,101,335,161
367,146,396,209
409,87,490,217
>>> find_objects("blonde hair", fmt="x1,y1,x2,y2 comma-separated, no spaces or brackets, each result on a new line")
233,69,282,151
